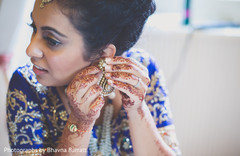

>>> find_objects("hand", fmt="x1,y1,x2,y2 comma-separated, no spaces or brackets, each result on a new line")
105,56,150,112
66,65,104,131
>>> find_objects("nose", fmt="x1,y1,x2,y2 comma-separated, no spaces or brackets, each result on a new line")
26,35,43,59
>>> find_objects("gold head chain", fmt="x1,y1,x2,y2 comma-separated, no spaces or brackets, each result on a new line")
40,0,53,8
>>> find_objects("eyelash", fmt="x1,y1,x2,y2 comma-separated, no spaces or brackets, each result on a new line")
43,36,62,47
28,22,37,33
27,22,62,48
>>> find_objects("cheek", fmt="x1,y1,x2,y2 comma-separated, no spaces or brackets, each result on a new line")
48,52,91,80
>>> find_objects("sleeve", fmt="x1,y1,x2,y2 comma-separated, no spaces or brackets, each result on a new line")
6,69,48,155
124,49,181,155
145,54,182,156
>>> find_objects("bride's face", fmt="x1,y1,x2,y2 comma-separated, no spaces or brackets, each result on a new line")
26,0,91,86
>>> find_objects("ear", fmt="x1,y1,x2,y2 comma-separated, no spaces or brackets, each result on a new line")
102,44,116,58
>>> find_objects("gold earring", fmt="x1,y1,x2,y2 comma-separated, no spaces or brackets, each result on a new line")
98,59,114,96
98,59,107,71
40,0,53,9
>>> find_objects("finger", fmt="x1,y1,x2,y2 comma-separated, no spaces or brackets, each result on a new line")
106,56,148,74
105,72,147,90
75,73,102,98
105,63,150,86
67,65,100,94
82,84,103,106
76,84,102,114
67,73,101,99
107,79,145,102
75,65,100,78
89,95,105,118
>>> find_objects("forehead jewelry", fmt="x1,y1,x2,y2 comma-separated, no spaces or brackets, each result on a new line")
40,0,53,8
98,59,115,96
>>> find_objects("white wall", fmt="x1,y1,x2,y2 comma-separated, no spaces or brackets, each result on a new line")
0,1,34,155
155,0,184,12
191,0,240,25
156,0,240,25
0,0,34,74
0,0,26,53
135,14,240,156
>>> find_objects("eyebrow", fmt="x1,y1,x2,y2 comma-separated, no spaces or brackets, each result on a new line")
41,26,68,38
30,12,68,38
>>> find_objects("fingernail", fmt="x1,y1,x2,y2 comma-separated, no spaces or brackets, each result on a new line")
108,79,113,85
105,58,112,63
105,73,111,78
105,65,111,71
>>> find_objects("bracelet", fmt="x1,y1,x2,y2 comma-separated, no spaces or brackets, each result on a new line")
68,124,91,133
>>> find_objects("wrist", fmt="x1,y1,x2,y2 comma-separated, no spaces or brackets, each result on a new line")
126,102,146,119
68,113,95,134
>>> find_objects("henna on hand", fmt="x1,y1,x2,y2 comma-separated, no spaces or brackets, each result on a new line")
121,92,135,108
65,64,105,131
108,79,145,112
104,56,150,114
105,72,141,88
57,93,105,154
56,63,107,155
106,56,150,85
106,56,149,74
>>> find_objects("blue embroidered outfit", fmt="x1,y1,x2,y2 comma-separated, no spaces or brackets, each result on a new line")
7,49,181,155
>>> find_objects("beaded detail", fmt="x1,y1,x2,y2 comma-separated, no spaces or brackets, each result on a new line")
98,59,115,96
89,104,114,156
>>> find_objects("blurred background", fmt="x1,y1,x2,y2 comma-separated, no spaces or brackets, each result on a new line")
1,0,240,155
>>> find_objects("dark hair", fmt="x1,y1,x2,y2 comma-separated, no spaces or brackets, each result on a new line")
56,0,156,60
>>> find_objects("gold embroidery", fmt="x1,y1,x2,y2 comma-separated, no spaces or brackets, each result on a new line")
18,64,47,93
47,88,66,133
40,97,49,111
59,111,68,121
147,96,172,124
7,89,46,146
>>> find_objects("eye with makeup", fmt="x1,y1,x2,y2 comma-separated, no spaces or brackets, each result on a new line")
28,22,62,48
43,33,62,48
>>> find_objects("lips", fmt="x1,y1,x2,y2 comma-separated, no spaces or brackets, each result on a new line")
33,64,48,75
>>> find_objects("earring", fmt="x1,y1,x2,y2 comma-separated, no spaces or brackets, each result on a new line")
98,59,107,71
98,59,115,97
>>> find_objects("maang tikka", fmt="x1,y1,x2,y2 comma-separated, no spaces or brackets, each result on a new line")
40,0,53,8
98,59,115,98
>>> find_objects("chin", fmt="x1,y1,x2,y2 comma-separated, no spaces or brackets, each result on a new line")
36,78,55,87
36,74,72,87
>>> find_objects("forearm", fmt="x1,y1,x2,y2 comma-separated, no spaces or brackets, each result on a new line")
127,102,175,156
56,113,94,156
